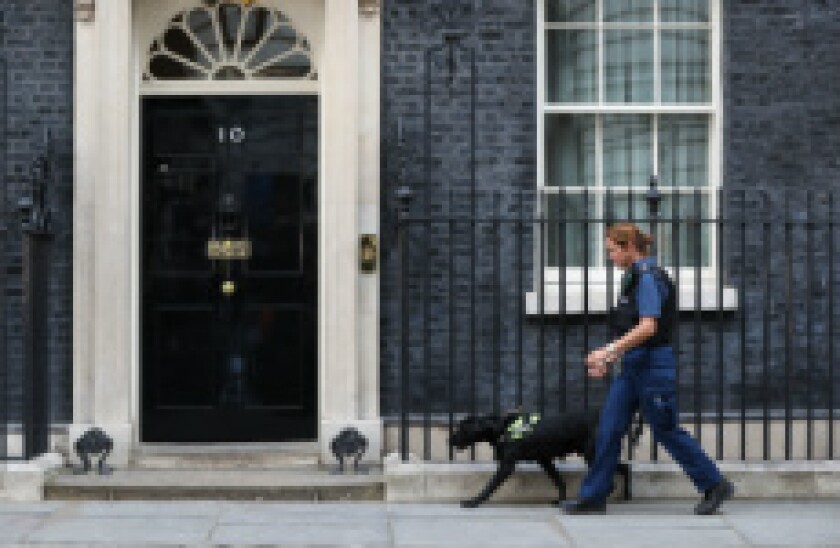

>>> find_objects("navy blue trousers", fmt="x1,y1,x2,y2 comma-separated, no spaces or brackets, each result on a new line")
578,346,722,502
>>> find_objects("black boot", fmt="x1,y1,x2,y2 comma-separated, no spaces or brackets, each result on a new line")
694,478,734,515
561,499,607,515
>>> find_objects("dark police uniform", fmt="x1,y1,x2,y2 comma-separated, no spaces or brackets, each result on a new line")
577,256,723,503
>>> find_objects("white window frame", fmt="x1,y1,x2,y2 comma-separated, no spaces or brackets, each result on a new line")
532,0,735,314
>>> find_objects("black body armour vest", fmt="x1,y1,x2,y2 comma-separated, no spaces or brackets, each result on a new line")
609,262,676,347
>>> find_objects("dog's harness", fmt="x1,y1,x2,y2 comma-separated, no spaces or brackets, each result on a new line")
503,413,541,442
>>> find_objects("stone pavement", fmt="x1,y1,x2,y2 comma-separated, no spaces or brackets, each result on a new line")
0,499,838,546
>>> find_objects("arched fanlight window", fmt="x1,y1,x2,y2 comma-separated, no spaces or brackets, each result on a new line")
144,0,315,81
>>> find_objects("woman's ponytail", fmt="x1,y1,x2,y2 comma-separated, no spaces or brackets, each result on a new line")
606,223,654,255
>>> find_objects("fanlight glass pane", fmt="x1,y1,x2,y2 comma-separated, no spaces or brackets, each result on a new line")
240,7,273,58
145,2,314,81
149,55,206,79
163,27,211,70
218,4,242,54
188,8,218,55
255,53,311,79
250,25,298,68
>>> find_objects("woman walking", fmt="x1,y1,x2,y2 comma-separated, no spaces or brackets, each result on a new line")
562,223,734,515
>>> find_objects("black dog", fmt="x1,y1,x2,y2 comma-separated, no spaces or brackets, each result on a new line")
449,410,643,508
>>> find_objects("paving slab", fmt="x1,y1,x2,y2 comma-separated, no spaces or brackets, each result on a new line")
720,499,840,516
70,499,223,518
559,514,745,547
0,514,45,543
26,516,216,544
391,517,567,547
0,499,837,546
219,501,389,524
0,501,64,515
211,521,391,545
724,516,840,546
390,505,557,517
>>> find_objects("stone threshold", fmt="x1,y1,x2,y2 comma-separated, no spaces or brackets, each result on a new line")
44,468,385,502
131,442,322,470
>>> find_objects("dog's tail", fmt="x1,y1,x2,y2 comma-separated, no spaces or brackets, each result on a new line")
628,412,644,448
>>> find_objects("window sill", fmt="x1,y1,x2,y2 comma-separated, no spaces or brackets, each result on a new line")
525,284,738,316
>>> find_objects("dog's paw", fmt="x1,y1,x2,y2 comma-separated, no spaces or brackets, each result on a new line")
460,499,480,509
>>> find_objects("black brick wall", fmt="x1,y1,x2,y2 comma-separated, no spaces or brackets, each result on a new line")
724,0,840,192
2,0,839,430
721,0,840,418
0,0,73,423
381,0,840,420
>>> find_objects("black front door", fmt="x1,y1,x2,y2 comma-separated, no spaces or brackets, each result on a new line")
141,96,318,442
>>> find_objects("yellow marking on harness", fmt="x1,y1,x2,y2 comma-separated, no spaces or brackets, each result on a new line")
506,413,541,441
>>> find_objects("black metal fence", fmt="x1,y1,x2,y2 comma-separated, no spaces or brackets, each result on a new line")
390,183,839,463
0,62,55,460
0,55,7,460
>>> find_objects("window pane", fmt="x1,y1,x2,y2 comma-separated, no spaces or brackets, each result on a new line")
546,0,596,23
659,115,709,187
605,30,654,102
603,114,652,187
660,0,709,23
547,30,598,102
545,114,596,187
545,193,598,268
659,193,710,267
603,191,649,224
604,0,653,22
661,30,710,103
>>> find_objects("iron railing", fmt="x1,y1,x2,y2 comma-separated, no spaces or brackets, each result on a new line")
0,55,7,460
0,106,55,461
390,184,839,463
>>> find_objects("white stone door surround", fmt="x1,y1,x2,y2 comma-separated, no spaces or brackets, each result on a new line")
72,0,382,465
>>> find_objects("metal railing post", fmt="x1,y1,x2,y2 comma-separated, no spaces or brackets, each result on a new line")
19,133,54,460
396,185,413,461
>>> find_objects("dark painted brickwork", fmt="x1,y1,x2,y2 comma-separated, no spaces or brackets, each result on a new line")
724,0,840,192
720,0,840,421
381,0,840,422
0,0,73,422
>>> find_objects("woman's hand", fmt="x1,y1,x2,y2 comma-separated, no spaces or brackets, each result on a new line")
585,348,611,378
